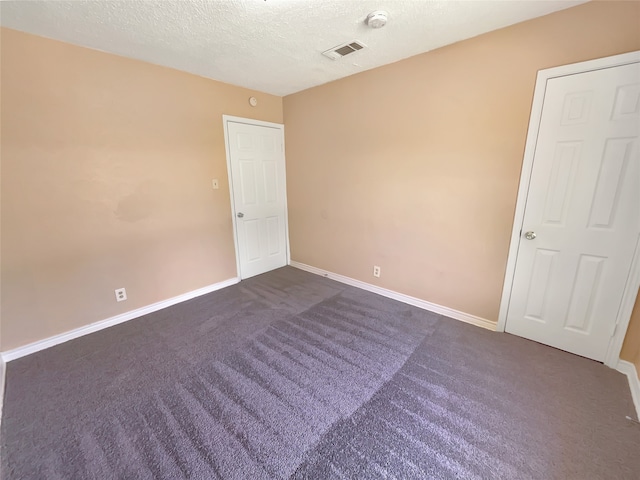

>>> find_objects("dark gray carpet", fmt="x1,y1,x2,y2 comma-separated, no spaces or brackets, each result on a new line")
2,267,639,479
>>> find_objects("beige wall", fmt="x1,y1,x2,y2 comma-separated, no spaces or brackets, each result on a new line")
284,1,640,348
0,28,283,350
621,295,640,371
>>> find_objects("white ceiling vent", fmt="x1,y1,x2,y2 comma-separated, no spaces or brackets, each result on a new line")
322,41,366,60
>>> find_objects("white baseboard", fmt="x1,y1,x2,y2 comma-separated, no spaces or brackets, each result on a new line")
290,261,496,331
617,360,640,420
0,277,240,362
0,355,5,430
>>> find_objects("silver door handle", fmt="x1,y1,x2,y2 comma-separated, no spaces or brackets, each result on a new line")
237,212,244,218
524,231,536,240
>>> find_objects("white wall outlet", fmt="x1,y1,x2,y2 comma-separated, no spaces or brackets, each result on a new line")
212,179,219,189
373,265,381,278
115,288,127,302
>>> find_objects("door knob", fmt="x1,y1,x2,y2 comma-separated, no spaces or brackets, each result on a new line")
524,231,536,240
237,212,244,218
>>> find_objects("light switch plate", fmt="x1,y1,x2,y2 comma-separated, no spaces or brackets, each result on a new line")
212,179,219,189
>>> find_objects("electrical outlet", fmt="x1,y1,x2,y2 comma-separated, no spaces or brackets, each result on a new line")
115,288,127,302
373,265,381,278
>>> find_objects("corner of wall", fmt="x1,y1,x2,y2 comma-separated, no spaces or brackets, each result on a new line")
617,359,640,421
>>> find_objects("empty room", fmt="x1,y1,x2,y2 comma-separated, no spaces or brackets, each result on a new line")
1,0,640,478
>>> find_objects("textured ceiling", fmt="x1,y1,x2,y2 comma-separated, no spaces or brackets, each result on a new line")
0,0,588,96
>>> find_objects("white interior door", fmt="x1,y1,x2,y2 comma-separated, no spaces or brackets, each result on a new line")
225,119,288,279
506,62,640,361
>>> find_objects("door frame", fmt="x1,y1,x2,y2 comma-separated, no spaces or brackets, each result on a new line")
496,51,640,368
222,115,291,280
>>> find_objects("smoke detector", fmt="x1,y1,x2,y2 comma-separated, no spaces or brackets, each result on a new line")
366,11,388,29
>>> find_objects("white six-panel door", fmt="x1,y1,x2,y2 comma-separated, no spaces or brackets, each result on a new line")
226,119,288,279
506,62,640,361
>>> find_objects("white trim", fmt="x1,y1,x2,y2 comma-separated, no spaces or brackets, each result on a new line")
497,51,640,368
222,115,290,279
223,116,243,278
605,236,640,367
290,261,496,331
1,277,239,362
617,360,640,420
222,115,285,131
0,356,5,432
